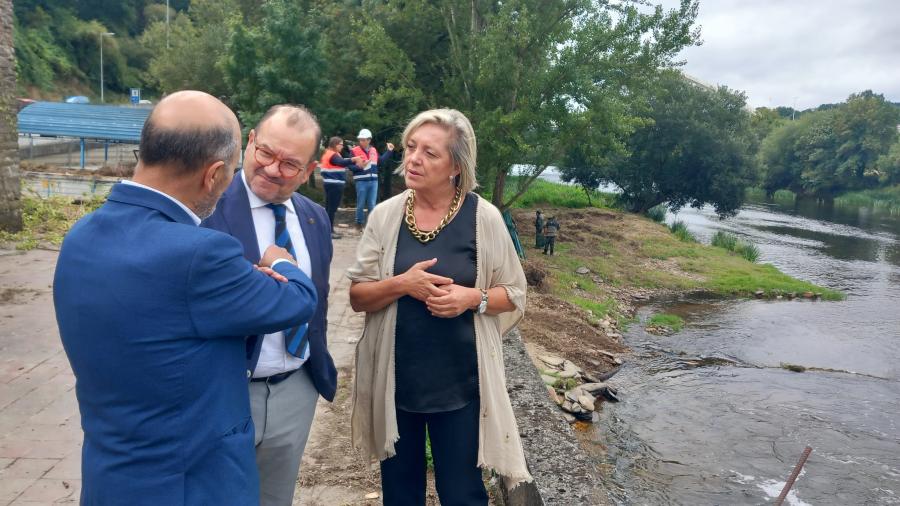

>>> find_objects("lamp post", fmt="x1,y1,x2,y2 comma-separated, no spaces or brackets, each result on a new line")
99,32,115,103
166,0,169,49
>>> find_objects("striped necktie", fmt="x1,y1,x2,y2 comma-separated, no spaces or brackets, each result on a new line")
266,203,309,360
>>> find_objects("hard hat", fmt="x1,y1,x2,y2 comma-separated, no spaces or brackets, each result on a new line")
357,128,373,139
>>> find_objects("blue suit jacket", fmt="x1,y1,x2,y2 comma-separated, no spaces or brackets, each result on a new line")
53,183,318,505
202,174,338,401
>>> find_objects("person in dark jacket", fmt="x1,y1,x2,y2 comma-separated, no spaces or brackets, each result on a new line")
534,209,545,249
542,215,560,255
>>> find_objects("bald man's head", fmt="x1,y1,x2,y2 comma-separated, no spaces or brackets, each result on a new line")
139,91,241,176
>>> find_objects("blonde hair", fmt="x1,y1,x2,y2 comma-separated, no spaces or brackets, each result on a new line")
396,108,478,193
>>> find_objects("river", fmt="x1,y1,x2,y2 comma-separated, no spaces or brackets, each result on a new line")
594,197,900,505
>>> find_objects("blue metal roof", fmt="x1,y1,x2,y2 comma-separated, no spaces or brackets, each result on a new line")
17,102,151,142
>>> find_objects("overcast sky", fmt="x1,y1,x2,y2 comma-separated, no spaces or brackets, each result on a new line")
655,0,900,110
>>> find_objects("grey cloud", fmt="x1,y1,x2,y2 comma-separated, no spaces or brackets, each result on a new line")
656,0,900,108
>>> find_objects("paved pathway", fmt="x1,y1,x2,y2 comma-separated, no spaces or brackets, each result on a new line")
0,228,365,505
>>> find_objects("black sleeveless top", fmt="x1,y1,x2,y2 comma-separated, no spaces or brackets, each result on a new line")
393,193,478,413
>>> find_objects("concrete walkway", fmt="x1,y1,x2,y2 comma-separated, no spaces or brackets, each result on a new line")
0,228,366,505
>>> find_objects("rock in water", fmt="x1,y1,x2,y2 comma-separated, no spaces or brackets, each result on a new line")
601,385,620,402
573,410,593,422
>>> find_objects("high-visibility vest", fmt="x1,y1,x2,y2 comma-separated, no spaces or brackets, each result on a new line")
319,149,347,185
350,145,378,181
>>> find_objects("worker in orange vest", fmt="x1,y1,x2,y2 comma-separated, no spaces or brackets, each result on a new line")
350,128,393,228
320,136,364,239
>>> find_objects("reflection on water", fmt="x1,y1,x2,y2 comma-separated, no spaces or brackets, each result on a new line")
596,197,900,505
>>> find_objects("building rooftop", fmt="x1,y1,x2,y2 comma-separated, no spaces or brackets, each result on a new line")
18,102,151,142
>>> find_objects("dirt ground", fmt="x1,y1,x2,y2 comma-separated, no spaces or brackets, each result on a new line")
507,207,670,379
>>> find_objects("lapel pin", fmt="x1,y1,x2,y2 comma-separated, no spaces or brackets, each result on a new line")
308,218,315,224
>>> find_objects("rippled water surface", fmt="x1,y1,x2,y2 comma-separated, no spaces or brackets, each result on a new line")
595,198,900,505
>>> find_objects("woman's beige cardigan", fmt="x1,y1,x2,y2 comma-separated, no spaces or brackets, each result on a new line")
346,190,533,486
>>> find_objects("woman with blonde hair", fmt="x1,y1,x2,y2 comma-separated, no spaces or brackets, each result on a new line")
347,108,531,504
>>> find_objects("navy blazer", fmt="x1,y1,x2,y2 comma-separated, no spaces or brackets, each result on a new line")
202,173,338,401
54,183,318,505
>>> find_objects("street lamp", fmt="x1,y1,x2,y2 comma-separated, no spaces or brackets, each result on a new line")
99,32,115,103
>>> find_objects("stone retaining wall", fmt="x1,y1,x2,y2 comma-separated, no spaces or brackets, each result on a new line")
498,329,606,505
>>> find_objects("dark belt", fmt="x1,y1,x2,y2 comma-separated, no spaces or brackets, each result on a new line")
250,368,298,385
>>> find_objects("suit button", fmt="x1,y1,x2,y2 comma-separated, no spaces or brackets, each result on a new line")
246,369,252,379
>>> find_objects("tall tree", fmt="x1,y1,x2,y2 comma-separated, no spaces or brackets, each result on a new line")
428,0,700,209
760,91,899,197
0,0,22,231
141,0,240,98
221,0,328,130
832,90,900,188
585,71,759,216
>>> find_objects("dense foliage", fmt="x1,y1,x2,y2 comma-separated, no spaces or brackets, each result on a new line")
760,91,900,197
12,0,899,208
13,0,701,209
560,70,759,216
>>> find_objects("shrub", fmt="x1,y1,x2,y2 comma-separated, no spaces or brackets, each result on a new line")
711,231,760,262
711,231,738,250
735,242,760,262
645,205,667,223
669,220,696,242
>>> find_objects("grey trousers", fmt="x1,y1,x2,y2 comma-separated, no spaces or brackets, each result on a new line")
249,367,319,506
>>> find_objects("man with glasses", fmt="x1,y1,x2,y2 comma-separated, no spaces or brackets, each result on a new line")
203,104,337,506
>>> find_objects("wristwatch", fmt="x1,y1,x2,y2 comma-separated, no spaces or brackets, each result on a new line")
475,288,488,314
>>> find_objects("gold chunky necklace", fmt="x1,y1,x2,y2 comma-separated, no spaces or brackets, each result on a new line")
404,188,463,243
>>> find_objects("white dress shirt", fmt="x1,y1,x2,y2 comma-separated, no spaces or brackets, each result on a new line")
121,180,201,225
241,171,313,377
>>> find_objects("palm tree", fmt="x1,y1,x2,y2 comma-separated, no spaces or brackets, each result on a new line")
0,0,22,232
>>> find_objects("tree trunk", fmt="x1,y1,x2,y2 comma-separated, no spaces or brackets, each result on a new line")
0,0,22,232
492,167,507,209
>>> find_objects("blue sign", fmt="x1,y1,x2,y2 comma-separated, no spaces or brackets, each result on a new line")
130,88,141,105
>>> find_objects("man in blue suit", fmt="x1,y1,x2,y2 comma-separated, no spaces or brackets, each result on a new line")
203,105,337,506
53,91,318,505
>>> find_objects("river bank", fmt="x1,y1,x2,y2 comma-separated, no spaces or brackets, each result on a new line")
590,197,899,505
509,206,839,383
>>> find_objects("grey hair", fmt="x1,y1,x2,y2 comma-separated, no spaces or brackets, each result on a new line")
139,119,238,176
396,108,478,193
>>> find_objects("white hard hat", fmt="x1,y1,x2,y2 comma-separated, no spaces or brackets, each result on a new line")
357,128,373,139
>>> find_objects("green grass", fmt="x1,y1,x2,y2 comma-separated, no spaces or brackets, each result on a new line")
645,205,667,223
0,193,105,250
711,230,738,250
679,256,843,300
425,429,434,470
571,296,616,323
669,220,696,242
647,313,684,332
641,224,842,299
711,231,760,262
522,198,843,323
834,185,900,214
492,177,618,209
745,187,797,204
